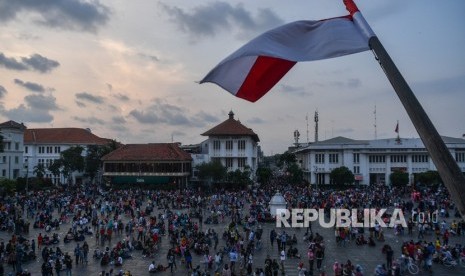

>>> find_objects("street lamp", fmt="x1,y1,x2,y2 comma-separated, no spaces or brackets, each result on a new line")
24,158,29,194
313,165,318,190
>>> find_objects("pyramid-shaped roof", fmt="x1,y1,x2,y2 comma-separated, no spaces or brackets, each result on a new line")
201,111,259,142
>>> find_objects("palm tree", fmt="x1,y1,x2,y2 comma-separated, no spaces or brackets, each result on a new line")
33,163,46,179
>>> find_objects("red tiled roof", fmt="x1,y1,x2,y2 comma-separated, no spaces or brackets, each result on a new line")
201,111,259,142
101,143,192,161
24,128,110,145
0,120,26,130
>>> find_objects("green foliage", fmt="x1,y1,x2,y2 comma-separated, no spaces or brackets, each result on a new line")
33,163,46,179
287,163,303,184
196,161,227,183
415,170,442,186
256,167,272,185
277,152,297,168
0,178,16,194
227,169,252,188
390,171,409,187
330,166,355,186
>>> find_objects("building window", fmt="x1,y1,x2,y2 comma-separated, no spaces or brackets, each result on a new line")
369,155,386,163
238,140,246,151
353,153,360,164
353,166,360,174
1,169,5,177
15,142,19,150
213,140,221,151
238,158,247,169
25,146,28,154
39,146,45,154
6,142,10,150
226,141,233,151
329,153,339,164
2,156,5,163
412,154,429,163
54,146,61,153
391,155,407,163
456,151,465,163
225,158,233,169
14,156,19,164
46,146,53,153
315,153,325,164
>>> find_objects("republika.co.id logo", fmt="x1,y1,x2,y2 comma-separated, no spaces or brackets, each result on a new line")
276,208,407,228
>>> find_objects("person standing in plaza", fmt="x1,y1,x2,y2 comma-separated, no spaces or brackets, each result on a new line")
37,233,43,250
270,229,276,248
315,246,324,271
307,247,315,272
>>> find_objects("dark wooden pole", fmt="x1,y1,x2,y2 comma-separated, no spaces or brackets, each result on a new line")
369,36,465,218
343,0,465,217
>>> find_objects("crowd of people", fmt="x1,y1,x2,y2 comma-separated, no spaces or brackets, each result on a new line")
0,176,463,275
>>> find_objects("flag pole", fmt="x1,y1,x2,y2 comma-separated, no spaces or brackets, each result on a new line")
344,0,465,218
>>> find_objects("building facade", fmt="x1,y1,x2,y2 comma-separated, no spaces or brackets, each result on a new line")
0,121,27,180
294,136,465,186
101,143,192,188
24,128,110,184
189,111,260,180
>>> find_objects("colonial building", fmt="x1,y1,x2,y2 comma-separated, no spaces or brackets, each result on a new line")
294,136,465,186
101,143,192,188
24,128,110,184
0,120,27,179
189,111,260,179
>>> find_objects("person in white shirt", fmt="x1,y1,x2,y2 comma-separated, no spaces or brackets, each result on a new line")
149,261,156,273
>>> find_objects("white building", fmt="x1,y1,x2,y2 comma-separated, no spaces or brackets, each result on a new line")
0,120,27,180
189,111,260,179
294,136,465,186
24,127,110,185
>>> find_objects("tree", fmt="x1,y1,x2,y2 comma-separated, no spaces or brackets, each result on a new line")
48,159,62,184
390,171,409,187
330,166,355,186
196,161,227,185
416,170,442,186
33,163,46,179
287,163,303,184
256,167,272,185
60,146,85,185
277,152,297,168
85,139,121,183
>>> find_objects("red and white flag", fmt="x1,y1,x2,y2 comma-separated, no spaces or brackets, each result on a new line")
200,9,375,102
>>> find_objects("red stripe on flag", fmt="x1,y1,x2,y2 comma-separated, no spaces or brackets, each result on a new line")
235,56,296,102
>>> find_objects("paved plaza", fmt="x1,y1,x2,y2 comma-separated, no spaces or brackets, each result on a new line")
1,192,464,276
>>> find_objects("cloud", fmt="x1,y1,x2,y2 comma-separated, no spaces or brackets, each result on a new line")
329,78,362,89
113,93,130,102
280,84,311,97
0,85,7,98
160,1,283,41
72,116,105,125
0,94,59,123
75,101,86,108
75,92,105,104
138,53,160,62
0,0,110,33
0,104,53,123
0,52,59,73
111,116,126,124
129,99,216,127
14,79,46,92
0,52,28,71
194,111,219,123
21,54,60,73
25,94,60,110
247,117,266,124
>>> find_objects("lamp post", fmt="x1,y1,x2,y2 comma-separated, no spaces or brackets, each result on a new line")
24,158,29,194
313,165,318,190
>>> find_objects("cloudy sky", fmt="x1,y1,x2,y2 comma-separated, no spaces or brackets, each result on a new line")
0,0,464,154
